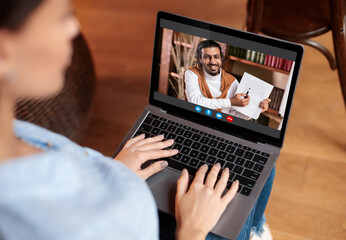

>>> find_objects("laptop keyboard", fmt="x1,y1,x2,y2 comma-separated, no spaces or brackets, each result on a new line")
133,113,271,197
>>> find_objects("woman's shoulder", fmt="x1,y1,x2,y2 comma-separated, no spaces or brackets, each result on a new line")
14,120,75,150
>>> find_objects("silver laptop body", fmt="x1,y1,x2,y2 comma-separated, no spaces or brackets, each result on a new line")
114,11,304,239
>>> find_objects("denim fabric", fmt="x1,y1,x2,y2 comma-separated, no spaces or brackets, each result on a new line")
206,166,276,240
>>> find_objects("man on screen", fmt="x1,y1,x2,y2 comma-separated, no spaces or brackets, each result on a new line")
184,40,271,120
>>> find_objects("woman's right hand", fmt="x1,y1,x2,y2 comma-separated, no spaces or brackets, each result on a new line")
175,163,239,240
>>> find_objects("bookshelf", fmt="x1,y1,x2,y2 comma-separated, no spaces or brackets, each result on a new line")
228,56,290,75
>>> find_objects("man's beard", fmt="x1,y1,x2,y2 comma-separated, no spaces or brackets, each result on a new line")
203,63,221,76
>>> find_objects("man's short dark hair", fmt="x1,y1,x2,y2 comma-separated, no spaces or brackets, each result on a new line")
196,40,223,61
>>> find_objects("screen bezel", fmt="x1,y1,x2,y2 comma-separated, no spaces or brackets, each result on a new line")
149,11,304,148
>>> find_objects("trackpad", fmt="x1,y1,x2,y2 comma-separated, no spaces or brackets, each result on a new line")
146,168,181,215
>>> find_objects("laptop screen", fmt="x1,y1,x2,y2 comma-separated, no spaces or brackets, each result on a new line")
149,12,304,147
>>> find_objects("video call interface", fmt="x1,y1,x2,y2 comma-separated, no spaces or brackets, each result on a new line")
153,20,298,139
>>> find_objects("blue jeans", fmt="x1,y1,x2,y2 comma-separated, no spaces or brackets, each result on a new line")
206,166,276,240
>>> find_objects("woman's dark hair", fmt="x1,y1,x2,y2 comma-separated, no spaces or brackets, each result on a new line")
0,0,44,30
196,40,223,61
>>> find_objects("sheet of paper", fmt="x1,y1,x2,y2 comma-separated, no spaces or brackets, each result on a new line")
232,72,273,120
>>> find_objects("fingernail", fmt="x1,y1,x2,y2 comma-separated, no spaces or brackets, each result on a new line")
203,164,208,168
161,161,168,169
235,180,239,185
216,163,221,167
182,168,187,175
172,149,179,153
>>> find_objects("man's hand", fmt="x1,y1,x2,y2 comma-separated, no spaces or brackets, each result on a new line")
114,134,178,180
230,93,250,107
175,164,239,240
260,98,271,113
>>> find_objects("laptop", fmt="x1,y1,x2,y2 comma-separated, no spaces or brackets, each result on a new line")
113,11,304,239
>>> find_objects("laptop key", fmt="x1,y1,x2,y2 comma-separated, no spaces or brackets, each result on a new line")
243,151,254,160
183,131,193,138
181,147,191,155
183,139,193,147
251,148,261,154
199,131,208,136
189,150,199,158
167,159,197,176
253,164,264,173
234,175,256,188
180,155,191,164
189,159,200,167
217,151,227,159
152,119,161,127
167,125,177,132
197,153,207,161
167,133,177,140
226,145,236,153
235,157,245,166
235,148,245,157
242,146,251,151
206,156,217,164
200,145,210,153
253,154,268,165
172,153,182,161
233,143,242,148
243,169,260,180
208,148,218,156
209,140,218,147
241,187,252,196
144,117,153,125
175,136,184,143
139,124,152,133
233,166,244,174
148,113,158,119
192,134,201,141
159,122,168,130
175,128,184,135
226,154,236,162
217,142,227,150
201,136,210,144
191,142,201,150
261,152,270,157
244,160,255,169
151,128,160,135
207,134,216,139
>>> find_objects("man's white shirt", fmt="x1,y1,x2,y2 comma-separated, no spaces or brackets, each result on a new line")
184,69,250,120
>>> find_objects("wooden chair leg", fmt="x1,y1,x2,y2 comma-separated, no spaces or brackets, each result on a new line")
330,0,346,106
246,0,264,33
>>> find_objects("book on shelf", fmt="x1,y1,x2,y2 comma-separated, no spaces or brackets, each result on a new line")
228,45,294,73
268,87,285,112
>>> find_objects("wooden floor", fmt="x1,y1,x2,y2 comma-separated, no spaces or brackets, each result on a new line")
74,0,346,239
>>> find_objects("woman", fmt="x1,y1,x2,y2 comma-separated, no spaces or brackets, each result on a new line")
0,0,274,239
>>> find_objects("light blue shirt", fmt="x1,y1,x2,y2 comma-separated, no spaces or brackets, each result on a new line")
0,120,159,240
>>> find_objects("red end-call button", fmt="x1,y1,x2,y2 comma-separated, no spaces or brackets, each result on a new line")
227,116,233,122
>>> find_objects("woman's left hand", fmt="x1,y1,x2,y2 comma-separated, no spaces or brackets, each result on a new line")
114,134,178,180
260,98,271,113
